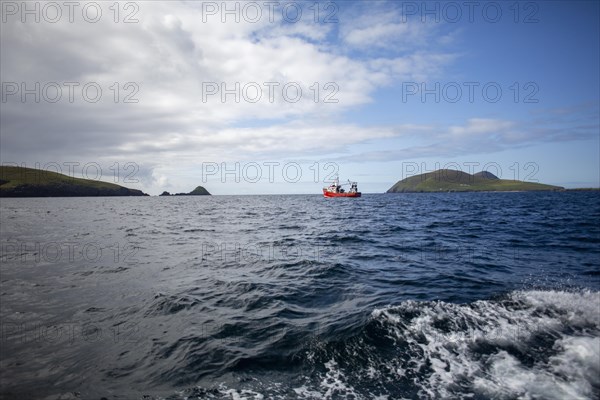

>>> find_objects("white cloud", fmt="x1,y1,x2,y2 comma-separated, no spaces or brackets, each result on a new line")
448,118,516,137
343,20,429,50
337,3,445,52
1,1,453,156
0,0,464,194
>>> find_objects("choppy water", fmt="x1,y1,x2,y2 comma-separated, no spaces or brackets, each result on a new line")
0,192,599,399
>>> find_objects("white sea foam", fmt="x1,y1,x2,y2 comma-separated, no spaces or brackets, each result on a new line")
210,290,598,399
219,388,265,400
372,289,600,399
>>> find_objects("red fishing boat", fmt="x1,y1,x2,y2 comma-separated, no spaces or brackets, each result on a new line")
323,177,361,198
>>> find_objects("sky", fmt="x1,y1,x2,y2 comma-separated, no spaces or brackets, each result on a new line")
1,0,598,195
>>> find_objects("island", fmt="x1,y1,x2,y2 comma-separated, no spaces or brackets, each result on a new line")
0,166,148,197
160,186,211,196
387,169,564,193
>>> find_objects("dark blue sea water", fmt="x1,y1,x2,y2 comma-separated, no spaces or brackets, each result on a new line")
1,192,599,399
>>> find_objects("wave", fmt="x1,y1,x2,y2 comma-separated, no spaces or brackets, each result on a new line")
378,290,598,398
199,289,599,399
309,289,599,399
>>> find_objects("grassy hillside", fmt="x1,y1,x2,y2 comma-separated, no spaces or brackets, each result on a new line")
387,169,563,193
0,166,147,197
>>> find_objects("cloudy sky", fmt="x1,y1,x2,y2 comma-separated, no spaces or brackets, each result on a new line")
1,0,598,194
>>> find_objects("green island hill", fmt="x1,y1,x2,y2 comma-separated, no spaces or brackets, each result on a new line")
0,166,148,197
159,186,211,196
386,169,564,193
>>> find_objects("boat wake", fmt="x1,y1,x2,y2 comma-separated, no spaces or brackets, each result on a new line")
362,289,600,399
186,289,599,400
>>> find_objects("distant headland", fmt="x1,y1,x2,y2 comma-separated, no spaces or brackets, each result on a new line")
387,169,564,193
0,166,149,197
0,166,212,197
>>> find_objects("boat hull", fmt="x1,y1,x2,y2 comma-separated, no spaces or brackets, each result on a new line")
323,189,361,198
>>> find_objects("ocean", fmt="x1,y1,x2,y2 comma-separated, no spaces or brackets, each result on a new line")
0,192,599,399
